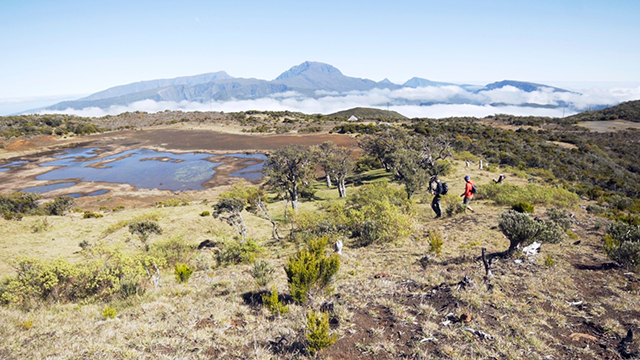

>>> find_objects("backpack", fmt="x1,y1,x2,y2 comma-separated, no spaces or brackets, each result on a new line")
440,182,449,195
470,182,477,194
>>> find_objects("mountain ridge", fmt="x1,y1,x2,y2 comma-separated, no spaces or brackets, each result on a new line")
37,62,574,112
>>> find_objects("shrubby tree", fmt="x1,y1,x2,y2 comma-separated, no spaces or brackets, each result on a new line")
129,220,163,251
262,144,316,211
221,184,281,240
359,128,452,198
494,210,564,258
212,198,247,240
315,142,354,197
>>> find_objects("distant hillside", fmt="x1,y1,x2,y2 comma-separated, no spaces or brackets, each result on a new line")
79,71,233,101
327,107,407,120
403,77,458,88
567,100,640,123
478,80,570,93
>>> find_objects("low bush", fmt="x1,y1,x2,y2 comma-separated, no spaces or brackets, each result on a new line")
0,247,164,308
31,218,52,233
547,208,572,231
0,192,41,220
306,310,337,355
325,182,413,246
83,211,103,219
512,201,535,214
154,198,189,207
604,222,640,272
477,183,579,208
262,287,289,316
285,237,340,304
251,260,275,288
199,211,210,217
103,306,117,320
442,195,466,217
44,196,75,216
498,210,564,256
216,238,262,266
428,230,444,256
174,263,193,283
149,236,193,267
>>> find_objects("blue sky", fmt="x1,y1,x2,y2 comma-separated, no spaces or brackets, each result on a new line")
1,0,639,111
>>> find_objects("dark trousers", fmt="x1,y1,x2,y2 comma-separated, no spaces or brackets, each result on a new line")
432,195,442,218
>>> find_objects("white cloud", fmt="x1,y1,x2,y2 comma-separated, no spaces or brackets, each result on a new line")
30,85,640,119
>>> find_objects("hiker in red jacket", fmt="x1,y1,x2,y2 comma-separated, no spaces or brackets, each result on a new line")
461,175,475,213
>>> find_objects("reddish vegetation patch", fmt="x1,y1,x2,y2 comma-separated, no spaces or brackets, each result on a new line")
124,129,358,152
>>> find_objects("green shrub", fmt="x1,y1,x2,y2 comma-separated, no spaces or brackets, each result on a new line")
129,220,163,251
328,182,413,246
149,236,193,267
0,192,41,220
216,238,262,266
477,183,579,208
428,230,443,256
251,260,275,288
262,287,289,316
604,222,640,271
498,210,564,256
112,206,125,212
285,237,340,304
544,254,556,267
199,211,210,217
512,201,535,214
292,211,341,242
174,263,193,283
83,211,103,219
31,218,52,233
306,310,337,355
547,208,572,231
0,248,164,307
44,196,75,216
102,306,117,320
155,198,189,207
442,195,466,217
354,154,382,173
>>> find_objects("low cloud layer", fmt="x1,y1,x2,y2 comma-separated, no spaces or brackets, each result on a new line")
33,85,640,119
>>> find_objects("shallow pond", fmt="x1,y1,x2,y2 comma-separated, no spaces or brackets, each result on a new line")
14,148,265,195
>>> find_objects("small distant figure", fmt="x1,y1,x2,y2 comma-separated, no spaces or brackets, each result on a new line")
493,174,506,184
334,240,343,255
430,175,444,218
461,175,476,213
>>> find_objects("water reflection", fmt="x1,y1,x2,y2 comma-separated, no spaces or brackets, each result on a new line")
17,148,265,194
21,182,77,193
0,160,28,172
36,148,223,191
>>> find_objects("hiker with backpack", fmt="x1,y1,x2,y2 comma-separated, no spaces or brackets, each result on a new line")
461,175,476,212
430,174,448,218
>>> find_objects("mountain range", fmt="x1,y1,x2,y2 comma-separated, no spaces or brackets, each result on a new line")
40,61,574,112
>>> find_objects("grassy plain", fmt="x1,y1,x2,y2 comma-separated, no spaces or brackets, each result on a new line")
1,159,638,359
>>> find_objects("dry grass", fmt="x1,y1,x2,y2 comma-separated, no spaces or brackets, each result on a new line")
0,162,639,359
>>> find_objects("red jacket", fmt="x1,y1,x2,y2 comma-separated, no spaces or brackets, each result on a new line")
463,181,474,198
